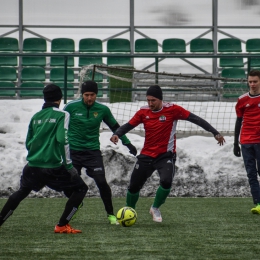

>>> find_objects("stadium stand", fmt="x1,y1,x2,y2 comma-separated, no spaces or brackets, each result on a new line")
0,67,17,81
21,67,45,82
49,68,74,82
20,82,44,97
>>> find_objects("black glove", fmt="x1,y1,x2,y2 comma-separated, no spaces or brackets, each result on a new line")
233,143,241,157
68,167,79,181
125,143,137,156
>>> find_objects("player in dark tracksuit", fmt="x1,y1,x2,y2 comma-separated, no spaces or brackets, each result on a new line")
63,80,137,224
0,84,88,233
111,85,225,223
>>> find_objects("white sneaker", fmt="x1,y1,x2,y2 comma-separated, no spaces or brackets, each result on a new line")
149,206,162,222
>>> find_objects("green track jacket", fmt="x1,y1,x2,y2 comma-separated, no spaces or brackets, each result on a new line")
63,98,131,150
25,106,73,169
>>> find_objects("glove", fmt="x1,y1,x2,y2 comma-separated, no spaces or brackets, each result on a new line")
125,143,137,156
233,143,241,157
68,167,79,181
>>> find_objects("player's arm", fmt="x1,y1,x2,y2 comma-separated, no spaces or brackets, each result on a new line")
104,110,137,155
186,112,225,145
233,117,242,157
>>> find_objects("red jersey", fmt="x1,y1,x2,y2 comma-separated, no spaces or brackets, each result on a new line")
235,92,260,144
129,102,190,158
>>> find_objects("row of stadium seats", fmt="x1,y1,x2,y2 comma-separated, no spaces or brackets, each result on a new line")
1,37,260,67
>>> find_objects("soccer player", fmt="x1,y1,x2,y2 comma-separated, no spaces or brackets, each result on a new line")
110,85,225,223
0,84,88,233
233,69,260,214
63,80,137,224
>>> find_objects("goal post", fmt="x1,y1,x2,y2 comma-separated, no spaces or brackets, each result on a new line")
78,64,248,135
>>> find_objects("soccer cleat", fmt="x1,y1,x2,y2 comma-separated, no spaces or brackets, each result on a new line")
251,204,260,214
149,206,162,223
107,214,119,225
71,202,83,221
54,224,82,234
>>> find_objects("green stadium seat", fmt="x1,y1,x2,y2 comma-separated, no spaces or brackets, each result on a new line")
22,38,47,66
0,55,17,66
50,68,74,82
222,83,248,98
51,38,75,67
53,82,75,97
20,82,44,97
221,68,246,79
190,38,213,52
218,38,242,52
246,39,260,68
0,37,18,67
218,38,243,68
78,38,103,67
162,38,186,52
21,67,45,81
0,81,16,96
0,67,16,81
135,38,158,52
79,38,103,52
0,37,18,51
107,38,130,52
107,38,131,66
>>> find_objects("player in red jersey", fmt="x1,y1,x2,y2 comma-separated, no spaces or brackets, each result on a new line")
110,85,225,222
234,69,260,214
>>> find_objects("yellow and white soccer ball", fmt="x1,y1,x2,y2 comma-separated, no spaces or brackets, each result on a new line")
116,207,137,227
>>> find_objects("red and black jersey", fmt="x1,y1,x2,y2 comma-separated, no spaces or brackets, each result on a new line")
128,102,190,157
235,92,260,144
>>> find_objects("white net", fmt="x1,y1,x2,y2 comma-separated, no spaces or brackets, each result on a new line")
78,64,248,135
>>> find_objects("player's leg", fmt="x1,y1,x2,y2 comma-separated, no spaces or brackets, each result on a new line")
149,152,175,222
242,144,260,213
0,164,38,227
127,154,155,209
45,166,88,233
241,144,260,206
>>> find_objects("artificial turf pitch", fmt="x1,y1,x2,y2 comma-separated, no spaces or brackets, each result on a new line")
0,197,259,260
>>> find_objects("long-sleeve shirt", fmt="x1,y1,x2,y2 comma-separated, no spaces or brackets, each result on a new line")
26,106,73,169
63,98,130,150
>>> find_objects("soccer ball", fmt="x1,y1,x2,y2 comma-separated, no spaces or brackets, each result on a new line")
116,207,137,227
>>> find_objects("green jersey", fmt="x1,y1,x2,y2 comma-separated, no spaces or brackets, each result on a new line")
26,106,73,170
63,98,130,150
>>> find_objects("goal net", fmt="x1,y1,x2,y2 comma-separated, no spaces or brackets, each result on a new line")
78,64,248,135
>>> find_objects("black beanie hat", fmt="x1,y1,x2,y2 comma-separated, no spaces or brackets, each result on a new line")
81,80,98,94
43,84,62,102
146,85,163,100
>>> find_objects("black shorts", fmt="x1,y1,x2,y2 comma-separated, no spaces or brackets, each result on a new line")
20,164,87,192
70,149,105,177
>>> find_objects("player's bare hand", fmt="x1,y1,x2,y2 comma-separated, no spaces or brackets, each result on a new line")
110,135,119,145
214,134,225,146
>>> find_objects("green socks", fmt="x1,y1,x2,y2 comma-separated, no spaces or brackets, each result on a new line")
126,191,140,209
153,186,171,208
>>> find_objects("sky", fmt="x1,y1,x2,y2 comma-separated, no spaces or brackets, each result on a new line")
0,98,248,199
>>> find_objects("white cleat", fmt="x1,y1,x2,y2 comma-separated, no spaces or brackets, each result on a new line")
149,206,162,223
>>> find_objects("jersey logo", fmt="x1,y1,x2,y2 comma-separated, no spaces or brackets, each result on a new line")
145,116,150,119
246,104,250,107
75,113,83,116
93,112,98,118
159,115,166,122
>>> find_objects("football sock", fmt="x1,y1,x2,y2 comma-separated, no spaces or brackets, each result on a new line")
126,191,139,209
153,186,171,208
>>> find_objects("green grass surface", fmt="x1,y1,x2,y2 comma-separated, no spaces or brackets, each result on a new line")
0,197,259,260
